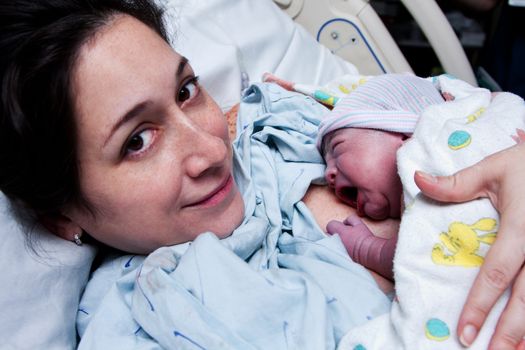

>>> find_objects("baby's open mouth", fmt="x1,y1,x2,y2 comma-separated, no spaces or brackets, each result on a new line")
338,186,357,207
337,187,366,217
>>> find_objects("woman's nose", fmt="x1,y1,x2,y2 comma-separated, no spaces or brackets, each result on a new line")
325,164,337,188
183,123,228,179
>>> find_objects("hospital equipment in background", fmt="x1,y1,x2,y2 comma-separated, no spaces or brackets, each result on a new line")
274,0,478,86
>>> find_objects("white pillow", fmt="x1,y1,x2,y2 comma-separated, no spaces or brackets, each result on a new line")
0,1,358,348
162,0,359,111
0,193,96,349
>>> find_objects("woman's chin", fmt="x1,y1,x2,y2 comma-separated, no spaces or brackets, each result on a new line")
215,190,245,237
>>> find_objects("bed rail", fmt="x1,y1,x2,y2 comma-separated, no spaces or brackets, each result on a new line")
276,0,477,85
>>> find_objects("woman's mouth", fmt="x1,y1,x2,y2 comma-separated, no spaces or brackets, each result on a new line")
185,175,234,208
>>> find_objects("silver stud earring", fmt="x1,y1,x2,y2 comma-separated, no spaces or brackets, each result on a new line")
73,233,83,246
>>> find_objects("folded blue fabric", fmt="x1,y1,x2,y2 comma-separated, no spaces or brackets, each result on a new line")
77,83,390,349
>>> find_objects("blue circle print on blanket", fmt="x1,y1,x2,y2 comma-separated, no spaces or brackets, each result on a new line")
425,318,450,341
448,130,471,150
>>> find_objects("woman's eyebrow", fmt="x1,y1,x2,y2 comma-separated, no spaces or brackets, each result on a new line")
177,56,189,78
103,57,189,147
103,101,150,147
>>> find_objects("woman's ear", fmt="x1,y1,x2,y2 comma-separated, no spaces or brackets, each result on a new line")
39,213,83,241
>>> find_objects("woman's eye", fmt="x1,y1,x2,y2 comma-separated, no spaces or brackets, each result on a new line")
124,129,156,157
178,76,200,103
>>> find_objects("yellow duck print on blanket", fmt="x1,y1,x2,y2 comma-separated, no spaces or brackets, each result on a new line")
431,218,497,267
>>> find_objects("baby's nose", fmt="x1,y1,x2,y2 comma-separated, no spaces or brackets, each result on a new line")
325,165,337,188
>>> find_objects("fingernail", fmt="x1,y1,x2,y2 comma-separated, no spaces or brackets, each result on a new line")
459,324,478,347
416,171,438,183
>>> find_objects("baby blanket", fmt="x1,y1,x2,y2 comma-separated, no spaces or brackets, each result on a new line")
338,75,525,349
76,83,391,349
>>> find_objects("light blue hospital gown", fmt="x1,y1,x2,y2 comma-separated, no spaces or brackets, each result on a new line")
76,83,391,349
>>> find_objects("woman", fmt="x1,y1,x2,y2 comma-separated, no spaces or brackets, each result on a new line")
0,0,245,254
0,0,523,348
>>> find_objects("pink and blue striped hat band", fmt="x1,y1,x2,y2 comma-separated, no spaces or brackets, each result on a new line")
316,73,444,151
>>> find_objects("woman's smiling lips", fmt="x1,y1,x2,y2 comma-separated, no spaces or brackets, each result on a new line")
184,175,234,208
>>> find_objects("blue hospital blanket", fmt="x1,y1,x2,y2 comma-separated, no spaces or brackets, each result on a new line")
76,83,391,349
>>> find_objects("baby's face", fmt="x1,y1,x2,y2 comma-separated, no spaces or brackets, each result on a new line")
323,128,405,220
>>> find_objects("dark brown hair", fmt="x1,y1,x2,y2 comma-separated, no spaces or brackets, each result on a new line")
0,0,168,219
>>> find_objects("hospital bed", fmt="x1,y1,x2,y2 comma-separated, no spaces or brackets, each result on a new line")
279,0,477,85
0,0,478,348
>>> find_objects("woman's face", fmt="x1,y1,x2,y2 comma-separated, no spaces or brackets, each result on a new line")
66,15,244,253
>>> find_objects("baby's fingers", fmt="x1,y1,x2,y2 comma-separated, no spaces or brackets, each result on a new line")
326,220,348,235
343,215,364,226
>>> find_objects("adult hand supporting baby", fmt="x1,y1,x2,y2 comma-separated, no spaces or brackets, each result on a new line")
414,142,525,350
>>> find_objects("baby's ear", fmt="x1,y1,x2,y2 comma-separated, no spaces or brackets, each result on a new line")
39,213,82,241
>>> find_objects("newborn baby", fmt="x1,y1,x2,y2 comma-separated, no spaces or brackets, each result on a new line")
265,71,525,348
319,73,444,280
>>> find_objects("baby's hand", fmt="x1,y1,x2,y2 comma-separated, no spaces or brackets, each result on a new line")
326,215,374,256
326,215,395,280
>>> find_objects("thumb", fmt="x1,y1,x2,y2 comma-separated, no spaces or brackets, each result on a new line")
326,220,348,235
414,163,490,203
